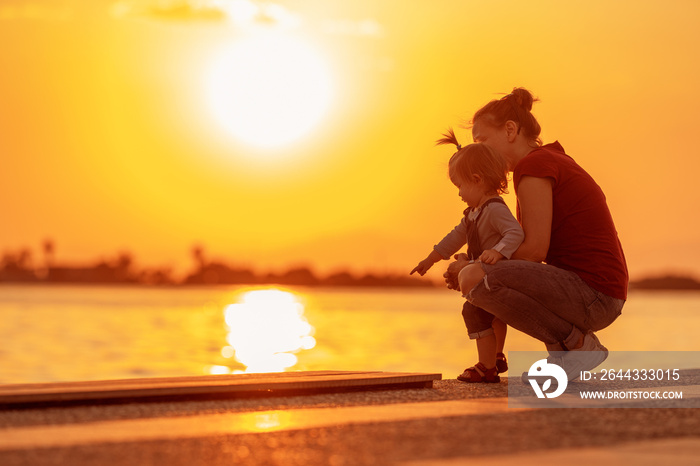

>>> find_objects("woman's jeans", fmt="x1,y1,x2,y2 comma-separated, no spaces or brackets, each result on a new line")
461,260,625,351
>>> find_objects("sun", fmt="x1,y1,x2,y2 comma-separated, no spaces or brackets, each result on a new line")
205,32,333,149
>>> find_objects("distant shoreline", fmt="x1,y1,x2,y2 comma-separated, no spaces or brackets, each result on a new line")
2,244,698,290
2,274,700,291
629,274,700,291
0,245,439,288
0,264,439,288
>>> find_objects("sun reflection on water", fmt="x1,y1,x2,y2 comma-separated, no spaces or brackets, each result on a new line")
218,288,316,373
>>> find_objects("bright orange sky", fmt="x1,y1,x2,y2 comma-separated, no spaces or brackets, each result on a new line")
2,0,700,281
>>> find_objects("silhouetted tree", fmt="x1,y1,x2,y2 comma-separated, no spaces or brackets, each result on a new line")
113,252,134,282
278,267,319,286
0,248,37,281
42,239,55,268
183,260,258,285
191,245,206,272
324,271,357,287
139,267,175,286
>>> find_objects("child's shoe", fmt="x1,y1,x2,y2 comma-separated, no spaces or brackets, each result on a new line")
457,362,500,383
496,352,508,374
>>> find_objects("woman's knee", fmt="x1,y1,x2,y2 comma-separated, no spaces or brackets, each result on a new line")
458,263,485,295
585,295,625,331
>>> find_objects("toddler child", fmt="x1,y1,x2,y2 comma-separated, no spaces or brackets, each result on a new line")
411,129,524,383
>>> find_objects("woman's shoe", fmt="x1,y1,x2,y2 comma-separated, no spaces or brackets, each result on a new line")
457,362,500,383
548,332,608,381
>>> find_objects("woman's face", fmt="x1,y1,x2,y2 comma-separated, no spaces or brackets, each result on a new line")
472,119,512,166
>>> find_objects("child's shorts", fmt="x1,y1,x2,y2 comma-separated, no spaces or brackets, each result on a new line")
461,301,496,339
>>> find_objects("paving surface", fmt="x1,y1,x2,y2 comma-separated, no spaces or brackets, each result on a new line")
0,371,441,408
0,376,699,465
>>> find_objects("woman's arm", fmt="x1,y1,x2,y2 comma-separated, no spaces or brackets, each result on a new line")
511,176,553,262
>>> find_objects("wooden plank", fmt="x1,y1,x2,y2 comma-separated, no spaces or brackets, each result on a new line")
0,371,442,408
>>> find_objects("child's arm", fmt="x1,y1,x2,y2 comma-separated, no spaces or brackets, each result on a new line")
411,249,444,276
412,218,468,276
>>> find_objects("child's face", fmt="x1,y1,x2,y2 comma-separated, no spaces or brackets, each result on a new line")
453,174,486,208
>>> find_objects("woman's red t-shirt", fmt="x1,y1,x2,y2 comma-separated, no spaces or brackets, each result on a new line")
513,142,628,300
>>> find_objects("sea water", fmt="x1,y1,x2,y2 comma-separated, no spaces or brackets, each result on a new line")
0,284,698,384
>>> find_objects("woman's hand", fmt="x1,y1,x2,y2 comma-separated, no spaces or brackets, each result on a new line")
479,249,504,264
444,253,470,290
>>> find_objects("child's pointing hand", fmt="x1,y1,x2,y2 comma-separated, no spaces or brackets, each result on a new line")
411,259,433,276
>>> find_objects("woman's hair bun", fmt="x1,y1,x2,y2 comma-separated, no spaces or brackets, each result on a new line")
510,87,536,112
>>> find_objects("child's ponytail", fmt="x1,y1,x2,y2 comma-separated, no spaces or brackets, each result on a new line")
439,128,510,195
436,127,461,150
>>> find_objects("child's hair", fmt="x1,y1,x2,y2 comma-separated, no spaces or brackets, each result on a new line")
472,87,542,146
437,128,509,194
